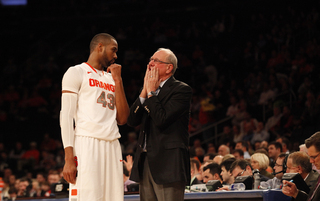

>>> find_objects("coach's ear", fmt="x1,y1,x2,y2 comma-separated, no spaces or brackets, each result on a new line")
166,64,173,74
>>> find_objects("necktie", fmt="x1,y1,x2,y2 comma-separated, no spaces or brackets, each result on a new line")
308,175,320,201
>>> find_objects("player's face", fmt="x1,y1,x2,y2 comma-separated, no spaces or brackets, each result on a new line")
102,39,118,67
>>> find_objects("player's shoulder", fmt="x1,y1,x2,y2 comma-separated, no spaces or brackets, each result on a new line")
65,63,88,74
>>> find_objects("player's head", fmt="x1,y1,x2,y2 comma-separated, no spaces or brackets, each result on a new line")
90,33,118,67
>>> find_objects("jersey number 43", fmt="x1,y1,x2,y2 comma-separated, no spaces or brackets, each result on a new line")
97,91,115,110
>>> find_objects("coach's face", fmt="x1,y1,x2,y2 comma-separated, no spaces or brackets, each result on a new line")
308,145,320,169
101,39,118,67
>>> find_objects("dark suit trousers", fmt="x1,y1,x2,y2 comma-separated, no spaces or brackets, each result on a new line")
139,153,185,201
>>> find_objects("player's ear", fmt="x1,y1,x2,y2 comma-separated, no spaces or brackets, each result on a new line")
97,43,104,52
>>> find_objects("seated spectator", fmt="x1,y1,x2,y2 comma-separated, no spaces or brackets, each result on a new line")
220,158,236,185
218,144,230,156
276,137,290,154
29,180,41,197
203,153,218,163
286,151,319,189
232,149,244,160
16,178,30,198
268,141,282,168
235,141,251,159
226,95,239,117
264,106,283,138
123,163,135,192
233,125,244,143
47,170,60,185
260,153,288,189
188,158,203,187
250,153,274,179
19,142,40,171
217,159,270,191
213,155,223,165
251,122,270,145
218,125,233,146
202,162,222,184
40,181,51,197
258,82,276,105
299,144,320,173
222,154,235,162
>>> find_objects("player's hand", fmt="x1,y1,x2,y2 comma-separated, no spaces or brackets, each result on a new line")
282,180,299,198
106,63,122,82
63,159,77,184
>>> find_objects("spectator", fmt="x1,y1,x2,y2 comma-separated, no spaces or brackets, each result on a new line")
16,178,30,198
202,162,222,184
123,163,135,192
220,158,236,185
40,133,57,153
189,158,203,187
235,141,251,159
251,122,270,145
250,153,273,179
276,136,290,154
286,151,319,189
47,170,60,185
213,155,223,165
232,125,244,143
203,153,218,163
226,95,239,117
282,132,320,200
232,149,244,160
260,153,288,189
218,144,230,156
19,142,40,171
264,106,283,139
268,141,282,167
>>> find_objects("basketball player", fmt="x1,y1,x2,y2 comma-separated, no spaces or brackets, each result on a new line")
60,33,129,201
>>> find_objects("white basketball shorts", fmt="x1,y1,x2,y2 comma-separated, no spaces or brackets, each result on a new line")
69,136,124,201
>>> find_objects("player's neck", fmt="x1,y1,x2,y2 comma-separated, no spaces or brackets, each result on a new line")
86,59,104,71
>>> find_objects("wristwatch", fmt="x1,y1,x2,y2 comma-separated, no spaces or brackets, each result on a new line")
147,91,157,97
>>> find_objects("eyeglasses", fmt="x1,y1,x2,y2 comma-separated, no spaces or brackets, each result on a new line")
309,152,320,160
149,58,171,64
274,163,283,167
236,169,245,177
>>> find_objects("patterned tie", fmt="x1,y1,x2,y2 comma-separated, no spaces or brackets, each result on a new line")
308,175,320,201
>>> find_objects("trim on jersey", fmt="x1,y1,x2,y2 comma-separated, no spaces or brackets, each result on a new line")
85,62,97,73
85,62,105,75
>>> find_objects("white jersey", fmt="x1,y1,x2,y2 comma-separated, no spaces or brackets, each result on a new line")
62,62,120,141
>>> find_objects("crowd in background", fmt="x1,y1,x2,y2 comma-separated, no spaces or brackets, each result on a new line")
1,0,320,199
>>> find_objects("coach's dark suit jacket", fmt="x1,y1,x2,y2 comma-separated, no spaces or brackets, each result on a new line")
127,76,192,185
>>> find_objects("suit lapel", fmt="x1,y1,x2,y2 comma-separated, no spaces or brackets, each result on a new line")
157,76,175,101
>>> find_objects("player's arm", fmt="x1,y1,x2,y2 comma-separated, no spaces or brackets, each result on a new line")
60,67,82,184
107,64,129,125
60,91,78,184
